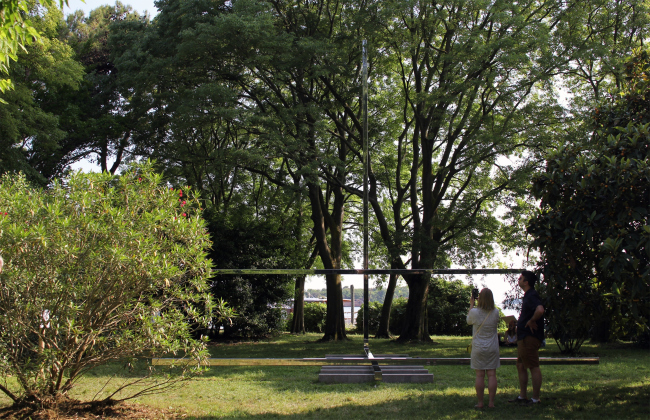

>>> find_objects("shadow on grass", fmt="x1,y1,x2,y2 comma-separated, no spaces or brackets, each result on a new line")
180,382,649,420
177,382,649,420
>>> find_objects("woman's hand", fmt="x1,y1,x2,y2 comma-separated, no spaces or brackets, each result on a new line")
469,294,475,309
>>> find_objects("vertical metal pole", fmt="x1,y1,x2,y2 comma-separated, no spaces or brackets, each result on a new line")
362,40,369,349
350,285,355,326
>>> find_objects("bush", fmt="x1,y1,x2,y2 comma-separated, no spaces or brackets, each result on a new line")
427,277,473,336
208,217,299,339
354,299,409,335
0,164,231,407
354,301,383,334
303,302,327,333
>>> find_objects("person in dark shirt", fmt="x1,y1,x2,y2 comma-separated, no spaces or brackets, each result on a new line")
508,270,545,405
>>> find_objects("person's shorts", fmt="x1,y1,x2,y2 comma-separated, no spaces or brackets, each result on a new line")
517,336,541,369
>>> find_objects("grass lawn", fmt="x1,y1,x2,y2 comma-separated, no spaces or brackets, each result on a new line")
0,334,648,419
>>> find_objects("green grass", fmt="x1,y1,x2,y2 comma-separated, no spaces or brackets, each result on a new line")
1,334,648,419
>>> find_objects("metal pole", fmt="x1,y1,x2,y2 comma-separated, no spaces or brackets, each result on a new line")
362,39,369,349
212,268,523,275
350,284,355,326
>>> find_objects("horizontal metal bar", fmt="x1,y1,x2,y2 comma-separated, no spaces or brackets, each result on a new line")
211,268,523,275
151,357,599,366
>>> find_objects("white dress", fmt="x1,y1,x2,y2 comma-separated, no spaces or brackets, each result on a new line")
466,308,501,370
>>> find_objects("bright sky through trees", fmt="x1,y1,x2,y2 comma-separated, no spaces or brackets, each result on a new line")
65,0,157,17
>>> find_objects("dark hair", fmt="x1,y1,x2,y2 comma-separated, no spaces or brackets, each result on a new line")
521,270,537,287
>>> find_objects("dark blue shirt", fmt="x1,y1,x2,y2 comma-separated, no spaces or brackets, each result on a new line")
517,288,544,342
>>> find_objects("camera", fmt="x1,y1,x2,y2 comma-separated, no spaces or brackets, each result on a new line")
472,288,479,299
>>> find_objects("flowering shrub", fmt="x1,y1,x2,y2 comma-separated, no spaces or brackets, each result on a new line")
0,162,231,406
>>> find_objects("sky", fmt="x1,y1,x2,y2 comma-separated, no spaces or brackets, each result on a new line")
64,0,158,17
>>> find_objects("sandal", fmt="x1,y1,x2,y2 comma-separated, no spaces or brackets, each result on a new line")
508,396,529,403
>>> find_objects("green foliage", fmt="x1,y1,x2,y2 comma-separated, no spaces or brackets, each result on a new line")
302,302,327,333
208,216,302,338
527,50,650,353
427,278,474,336
0,0,68,95
56,3,150,175
0,163,230,405
354,301,384,334
0,3,84,184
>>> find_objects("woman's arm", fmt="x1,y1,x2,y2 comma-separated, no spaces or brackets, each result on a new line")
467,294,476,324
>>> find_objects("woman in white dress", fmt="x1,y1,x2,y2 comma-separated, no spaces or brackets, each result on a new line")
467,288,500,408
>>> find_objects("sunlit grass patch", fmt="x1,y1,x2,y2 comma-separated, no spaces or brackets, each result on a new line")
1,333,648,419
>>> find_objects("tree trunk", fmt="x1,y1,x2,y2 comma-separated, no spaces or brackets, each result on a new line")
306,183,347,341
375,270,399,339
398,273,432,342
290,275,306,334
322,273,346,341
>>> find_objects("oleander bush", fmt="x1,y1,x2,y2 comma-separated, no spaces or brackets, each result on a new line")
0,163,231,407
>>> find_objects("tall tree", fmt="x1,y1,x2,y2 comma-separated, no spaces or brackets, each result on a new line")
57,2,150,174
342,0,649,342
109,0,322,336
527,49,650,352
107,0,648,344
113,0,377,340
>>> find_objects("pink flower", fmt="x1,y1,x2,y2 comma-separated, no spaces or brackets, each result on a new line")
182,212,187,217
181,201,186,207
179,190,183,197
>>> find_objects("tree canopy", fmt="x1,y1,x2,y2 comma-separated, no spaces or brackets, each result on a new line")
527,49,650,353
1,0,648,345
0,0,68,95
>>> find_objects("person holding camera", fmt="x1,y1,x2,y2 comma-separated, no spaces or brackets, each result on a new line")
467,287,500,409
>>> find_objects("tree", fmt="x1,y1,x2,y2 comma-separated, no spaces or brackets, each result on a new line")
50,3,151,175
340,0,649,342
104,0,648,344
0,163,231,406
427,277,474,336
347,0,559,341
356,279,482,336
0,0,69,95
0,2,84,185
303,302,328,333
110,0,368,341
527,50,650,353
